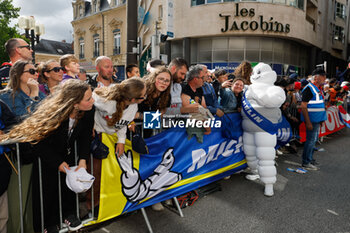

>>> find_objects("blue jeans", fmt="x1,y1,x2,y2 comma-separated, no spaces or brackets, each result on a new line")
302,122,320,165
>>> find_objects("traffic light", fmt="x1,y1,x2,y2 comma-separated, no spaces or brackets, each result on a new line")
160,34,168,43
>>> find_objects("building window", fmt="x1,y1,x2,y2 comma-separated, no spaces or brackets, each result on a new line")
189,37,307,76
191,0,304,10
333,25,345,43
335,2,346,19
79,39,85,59
158,5,163,20
93,0,97,12
79,6,83,17
94,36,100,57
113,31,121,55
115,0,126,6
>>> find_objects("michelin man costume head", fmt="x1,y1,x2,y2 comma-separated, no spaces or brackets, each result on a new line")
250,63,277,85
241,63,285,197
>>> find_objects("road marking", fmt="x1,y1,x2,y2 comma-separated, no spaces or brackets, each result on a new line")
327,209,339,216
283,160,301,166
101,227,110,233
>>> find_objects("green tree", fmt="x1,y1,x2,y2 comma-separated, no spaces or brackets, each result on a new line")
0,0,21,63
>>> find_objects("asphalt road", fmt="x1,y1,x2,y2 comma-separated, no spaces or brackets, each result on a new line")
84,128,350,233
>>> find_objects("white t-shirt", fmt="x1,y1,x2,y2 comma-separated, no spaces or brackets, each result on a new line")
92,92,138,144
165,82,183,115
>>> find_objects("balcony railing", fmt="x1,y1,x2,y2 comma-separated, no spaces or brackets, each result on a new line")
113,47,121,55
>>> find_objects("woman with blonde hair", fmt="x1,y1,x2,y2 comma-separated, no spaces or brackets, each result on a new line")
87,77,146,214
1,79,95,232
37,59,64,95
233,61,253,85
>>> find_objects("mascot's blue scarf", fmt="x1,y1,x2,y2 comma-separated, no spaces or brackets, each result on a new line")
242,91,281,135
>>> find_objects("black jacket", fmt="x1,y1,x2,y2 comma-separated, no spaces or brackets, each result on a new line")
0,99,18,196
0,63,11,90
34,107,95,170
87,74,119,90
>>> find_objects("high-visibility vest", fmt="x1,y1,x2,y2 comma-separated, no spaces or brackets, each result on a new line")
301,83,327,123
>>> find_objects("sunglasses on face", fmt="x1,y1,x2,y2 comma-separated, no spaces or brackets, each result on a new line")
18,45,31,50
23,68,37,75
47,67,64,73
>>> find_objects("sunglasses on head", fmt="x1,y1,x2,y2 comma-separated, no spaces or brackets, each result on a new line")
23,68,37,75
47,67,63,73
18,45,31,50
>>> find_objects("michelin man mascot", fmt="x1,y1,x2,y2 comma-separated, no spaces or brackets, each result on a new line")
241,63,285,197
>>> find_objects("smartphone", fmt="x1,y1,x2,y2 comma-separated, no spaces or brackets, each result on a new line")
227,74,235,80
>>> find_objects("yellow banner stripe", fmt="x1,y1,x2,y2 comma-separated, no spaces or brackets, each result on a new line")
140,159,247,203
169,159,247,189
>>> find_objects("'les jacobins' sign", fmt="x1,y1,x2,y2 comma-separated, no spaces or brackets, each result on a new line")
220,3,290,33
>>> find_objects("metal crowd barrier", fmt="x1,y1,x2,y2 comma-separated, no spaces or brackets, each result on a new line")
0,140,95,233
0,122,184,233
129,121,184,233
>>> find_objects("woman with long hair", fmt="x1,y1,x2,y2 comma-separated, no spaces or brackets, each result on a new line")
0,60,46,233
233,61,253,85
37,59,64,95
141,67,171,112
0,60,46,120
135,68,172,212
87,77,146,214
1,79,95,232
137,67,172,138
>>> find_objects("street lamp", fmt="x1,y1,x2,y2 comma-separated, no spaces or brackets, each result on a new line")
18,16,45,63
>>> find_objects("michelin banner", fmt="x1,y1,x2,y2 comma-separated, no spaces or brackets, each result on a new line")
299,105,350,142
90,113,291,224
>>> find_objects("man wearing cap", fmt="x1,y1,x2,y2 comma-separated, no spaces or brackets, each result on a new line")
0,38,33,89
300,68,327,170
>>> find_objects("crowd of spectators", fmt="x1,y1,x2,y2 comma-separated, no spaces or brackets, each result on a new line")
0,37,349,233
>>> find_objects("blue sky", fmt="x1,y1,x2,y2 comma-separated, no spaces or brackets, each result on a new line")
12,0,74,43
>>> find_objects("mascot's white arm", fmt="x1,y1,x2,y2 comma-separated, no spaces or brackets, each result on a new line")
251,85,286,108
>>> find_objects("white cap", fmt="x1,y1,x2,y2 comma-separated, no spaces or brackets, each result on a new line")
65,166,95,193
341,81,349,87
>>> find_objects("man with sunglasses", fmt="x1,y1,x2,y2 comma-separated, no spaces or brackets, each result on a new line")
0,38,33,89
